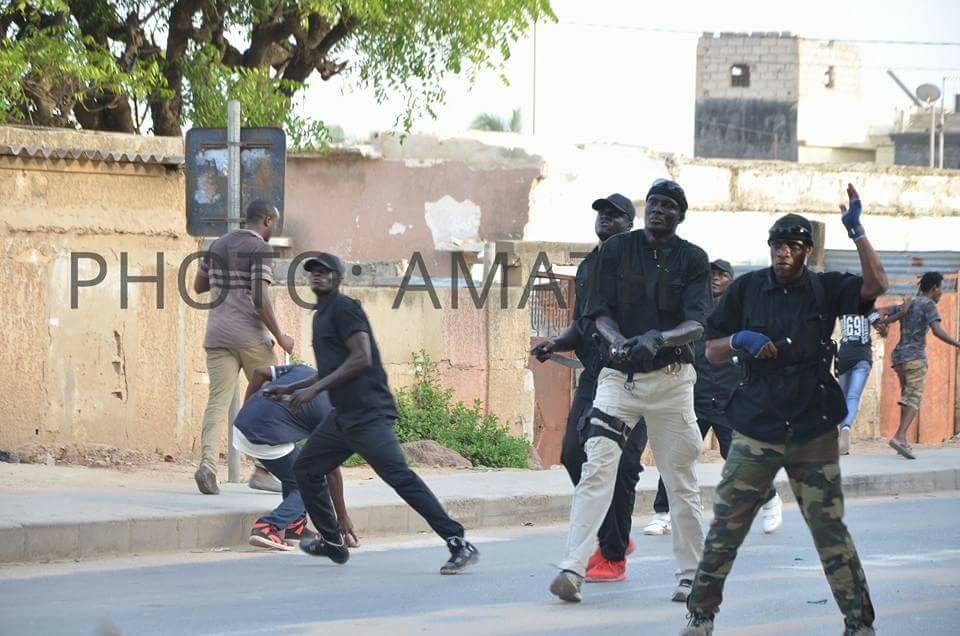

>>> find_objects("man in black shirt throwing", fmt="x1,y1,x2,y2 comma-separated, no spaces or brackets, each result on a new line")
550,179,710,603
266,253,479,574
532,193,646,583
681,184,887,636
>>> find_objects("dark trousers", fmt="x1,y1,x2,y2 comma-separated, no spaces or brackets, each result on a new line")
259,447,305,528
561,380,646,562
294,413,464,543
652,416,774,513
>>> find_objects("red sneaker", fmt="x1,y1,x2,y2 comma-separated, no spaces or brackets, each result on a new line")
585,557,626,583
586,548,604,571
587,538,636,570
249,521,294,551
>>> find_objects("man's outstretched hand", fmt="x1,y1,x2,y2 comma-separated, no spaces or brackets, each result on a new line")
530,338,559,363
840,183,863,239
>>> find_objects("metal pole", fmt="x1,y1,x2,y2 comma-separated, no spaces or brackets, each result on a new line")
531,20,537,136
939,77,946,170
226,100,242,483
930,105,936,169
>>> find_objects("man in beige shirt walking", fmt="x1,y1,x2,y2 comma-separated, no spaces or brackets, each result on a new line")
192,200,295,494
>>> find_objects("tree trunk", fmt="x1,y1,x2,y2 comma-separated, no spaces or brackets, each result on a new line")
75,93,137,133
149,98,183,137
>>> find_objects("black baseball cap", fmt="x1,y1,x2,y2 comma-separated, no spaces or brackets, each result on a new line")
591,193,636,220
768,214,814,246
710,259,734,276
303,252,345,276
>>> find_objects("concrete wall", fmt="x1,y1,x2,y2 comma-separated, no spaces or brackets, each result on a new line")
0,129,200,454
798,145,876,165
505,140,960,268
0,127,534,456
695,33,799,160
797,40,866,148
283,134,543,274
892,133,960,169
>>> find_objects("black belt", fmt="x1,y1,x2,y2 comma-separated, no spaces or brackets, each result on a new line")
612,352,689,375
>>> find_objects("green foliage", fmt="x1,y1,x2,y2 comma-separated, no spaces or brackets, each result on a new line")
394,351,530,468
470,108,522,132
0,4,166,127
1,0,554,146
181,45,333,151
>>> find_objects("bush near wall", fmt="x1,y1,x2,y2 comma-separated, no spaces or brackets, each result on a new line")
297,351,531,469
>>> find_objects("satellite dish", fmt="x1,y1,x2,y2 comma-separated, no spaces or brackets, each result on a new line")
916,83,941,104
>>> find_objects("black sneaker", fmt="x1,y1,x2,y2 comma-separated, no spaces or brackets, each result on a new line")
299,536,349,564
440,536,479,574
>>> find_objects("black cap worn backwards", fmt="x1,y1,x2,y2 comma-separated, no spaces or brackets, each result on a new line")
303,252,345,276
591,193,636,220
646,179,688,214
768,214,814,246
710,259,734,276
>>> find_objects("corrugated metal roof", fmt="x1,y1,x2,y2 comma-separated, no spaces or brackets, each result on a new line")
825,249,960,294
0,144,184,166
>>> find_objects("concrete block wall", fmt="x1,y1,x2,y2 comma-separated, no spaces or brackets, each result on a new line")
695,33,799,160
696,32,799,101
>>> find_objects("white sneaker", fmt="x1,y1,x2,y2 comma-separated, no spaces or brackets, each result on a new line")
761,493,783,534
643,512,672,536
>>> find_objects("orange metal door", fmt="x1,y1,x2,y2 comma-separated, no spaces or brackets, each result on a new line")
529,275,577,466
878,280,958,443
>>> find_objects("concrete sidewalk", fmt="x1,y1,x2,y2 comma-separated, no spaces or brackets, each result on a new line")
2,447,959,565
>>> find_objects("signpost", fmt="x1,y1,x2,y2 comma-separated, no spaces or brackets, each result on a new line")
184,104,287,483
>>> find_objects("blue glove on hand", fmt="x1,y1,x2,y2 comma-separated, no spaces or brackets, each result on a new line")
842,199,863,239
731,330,771,358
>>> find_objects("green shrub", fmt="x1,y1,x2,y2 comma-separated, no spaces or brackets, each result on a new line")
293,351,531,469
394,352,530,468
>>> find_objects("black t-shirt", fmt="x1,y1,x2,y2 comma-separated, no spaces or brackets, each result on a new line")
836,311,880,375
573,247,603,386
311,292,398,425
706,267,868,443
693,299,740,425
584,230,710,372
234,364,333,445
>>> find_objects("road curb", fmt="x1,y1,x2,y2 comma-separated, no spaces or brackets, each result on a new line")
2,467,958,565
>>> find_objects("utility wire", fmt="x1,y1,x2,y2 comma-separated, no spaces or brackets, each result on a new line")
553,21,960,47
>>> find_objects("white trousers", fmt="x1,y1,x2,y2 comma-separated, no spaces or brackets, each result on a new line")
558,365,705,580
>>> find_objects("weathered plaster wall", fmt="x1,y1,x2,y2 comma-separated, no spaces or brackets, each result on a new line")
283,133,543,274
0,127,534,457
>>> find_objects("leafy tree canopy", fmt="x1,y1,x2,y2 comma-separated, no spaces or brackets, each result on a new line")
0,1,552,148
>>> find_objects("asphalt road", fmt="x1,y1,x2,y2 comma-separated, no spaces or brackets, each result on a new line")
2,493,959,635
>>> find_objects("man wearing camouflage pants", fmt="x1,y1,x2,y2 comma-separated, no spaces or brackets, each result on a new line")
681,184,887,636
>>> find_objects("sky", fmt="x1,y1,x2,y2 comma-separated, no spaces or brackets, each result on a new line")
300,0,960,156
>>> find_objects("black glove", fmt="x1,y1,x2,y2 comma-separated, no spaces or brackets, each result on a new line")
620,330,665,363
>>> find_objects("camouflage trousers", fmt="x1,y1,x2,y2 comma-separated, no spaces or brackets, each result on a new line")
687,428,875,626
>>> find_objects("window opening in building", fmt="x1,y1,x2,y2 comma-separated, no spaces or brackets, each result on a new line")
730,64,750,87
824,66,835,89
